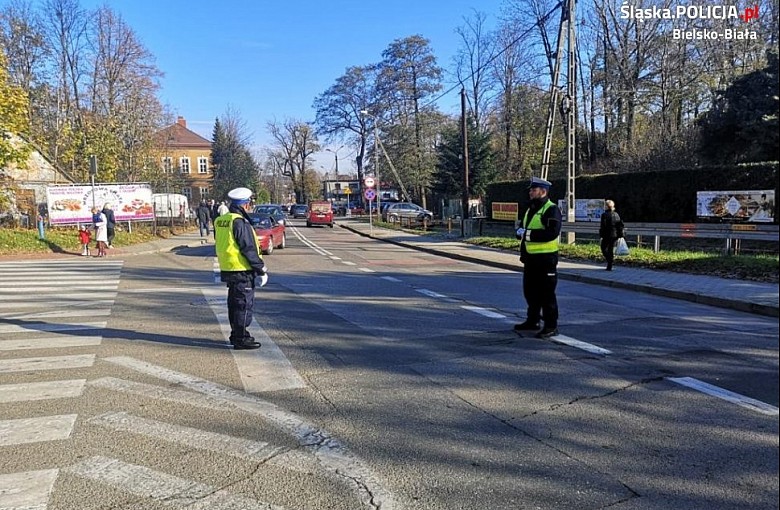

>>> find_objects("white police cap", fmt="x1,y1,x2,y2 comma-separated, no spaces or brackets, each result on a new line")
227,187,253,203
528,176,552,190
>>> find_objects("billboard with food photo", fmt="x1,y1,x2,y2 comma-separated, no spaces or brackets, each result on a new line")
46,183,154,225
696,190,775,223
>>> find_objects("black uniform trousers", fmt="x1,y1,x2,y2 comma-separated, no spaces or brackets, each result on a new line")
226,273,256,343
522,252,558,328
600,237,617,268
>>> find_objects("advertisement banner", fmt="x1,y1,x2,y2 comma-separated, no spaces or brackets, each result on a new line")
46,183,155,225
696,190,775,223
557,199,606,222
491,202,519,221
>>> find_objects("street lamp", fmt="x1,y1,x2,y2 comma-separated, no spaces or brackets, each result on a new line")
325,145,344,174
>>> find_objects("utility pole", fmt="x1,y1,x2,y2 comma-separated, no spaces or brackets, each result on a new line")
460,88,470,237
540,0,577,243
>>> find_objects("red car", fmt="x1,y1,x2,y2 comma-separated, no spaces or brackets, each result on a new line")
307,201,334,228
248,213,287,254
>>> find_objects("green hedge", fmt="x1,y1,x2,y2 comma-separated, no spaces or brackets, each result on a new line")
486,163,779,223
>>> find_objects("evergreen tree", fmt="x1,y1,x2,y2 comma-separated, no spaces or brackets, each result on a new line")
433,116,496,200
698,52,779,163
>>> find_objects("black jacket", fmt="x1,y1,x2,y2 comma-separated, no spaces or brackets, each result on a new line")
196,203,211,223
102,207,116,228
599,210,624,239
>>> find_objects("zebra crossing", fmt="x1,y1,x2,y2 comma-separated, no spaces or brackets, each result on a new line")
0,259,394,509
0,259,120,509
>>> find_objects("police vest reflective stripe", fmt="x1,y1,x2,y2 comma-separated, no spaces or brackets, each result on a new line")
522,200,559,254
214,213,261,271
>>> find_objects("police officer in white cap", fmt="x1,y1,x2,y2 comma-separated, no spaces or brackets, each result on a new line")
514,176,562,338
214,187,267,349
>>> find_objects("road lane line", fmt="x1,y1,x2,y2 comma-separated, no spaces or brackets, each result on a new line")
381,276,402,283
668,377,779,416
461,305,507,319
0,354,95,373
341,261,357,266
0,336,102,351
0,415,77,446
416,288,447,299
358,267,375,273
201,288,306,392
0,380,86,403
548,334,613,355
98,359,396,509
0,469,59,510
65,456,286,510
87,411,290,462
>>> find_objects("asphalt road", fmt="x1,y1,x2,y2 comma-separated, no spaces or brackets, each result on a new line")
1,218,777,510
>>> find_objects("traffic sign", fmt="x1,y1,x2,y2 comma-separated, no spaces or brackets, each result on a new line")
364,177,375,188
364,188,376,201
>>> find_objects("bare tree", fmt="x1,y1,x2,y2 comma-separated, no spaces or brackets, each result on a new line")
453,9,497,133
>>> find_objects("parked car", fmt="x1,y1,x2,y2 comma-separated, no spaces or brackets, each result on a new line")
247,213,286,254
307,200,334,227
290,204,309,219
382,202,433,223
253,204,286,225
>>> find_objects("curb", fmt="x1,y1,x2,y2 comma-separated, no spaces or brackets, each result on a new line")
338,223,779,319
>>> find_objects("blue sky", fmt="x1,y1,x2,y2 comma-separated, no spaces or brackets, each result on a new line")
84,0,505,171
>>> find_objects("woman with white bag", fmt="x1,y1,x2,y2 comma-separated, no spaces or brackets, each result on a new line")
599,200,625,271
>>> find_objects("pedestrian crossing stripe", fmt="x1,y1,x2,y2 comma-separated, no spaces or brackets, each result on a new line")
0,354,95,373
0,336,102,351
0,414,77,446
0,380,86,403
0,469,59,510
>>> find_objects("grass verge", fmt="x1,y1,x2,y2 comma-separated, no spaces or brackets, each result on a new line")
465,236,779,283
0,225,191,256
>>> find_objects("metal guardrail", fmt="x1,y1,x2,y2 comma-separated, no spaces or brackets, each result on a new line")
557,221,778,253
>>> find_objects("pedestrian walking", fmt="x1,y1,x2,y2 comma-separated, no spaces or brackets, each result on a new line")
196,200,212,239
214,187,268,350
208,199,218,233
599,199,624,271
92,207,108,257
514,176,562,339
78,225,91,256
102,203,116,248
217,200,229,216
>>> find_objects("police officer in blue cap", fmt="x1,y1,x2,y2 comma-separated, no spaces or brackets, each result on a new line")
514,176,562,338
214,187,268,349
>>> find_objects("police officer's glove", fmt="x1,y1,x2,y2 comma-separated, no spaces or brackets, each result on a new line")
256,267,268,288
515,227,525,240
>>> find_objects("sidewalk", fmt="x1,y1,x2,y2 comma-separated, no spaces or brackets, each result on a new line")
337,218,779,318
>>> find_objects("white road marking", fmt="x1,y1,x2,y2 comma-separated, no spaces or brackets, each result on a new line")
0,292,117,302
0,336,102,351
0,300,113,310
358,267,375,273
0,469,59,510
87,411,289,462
98,358,396,509
0,414,77,446
668,376,779,416
329,256,342,260
201,287,306,392
65,456,287,510
0,354,95,373
545,334,612,355
461,305,507,319
0,380,86,403
416,288,447,299
341,261,357,266
381,276,402,283
6,309,111,320
0,321,106,334
0,285,118,293
123,287,201,293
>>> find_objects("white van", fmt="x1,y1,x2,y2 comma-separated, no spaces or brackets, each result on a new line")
152,193,191,219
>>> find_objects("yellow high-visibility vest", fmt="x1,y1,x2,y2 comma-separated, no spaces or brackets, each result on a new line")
215,213,261,271
522,200,559,254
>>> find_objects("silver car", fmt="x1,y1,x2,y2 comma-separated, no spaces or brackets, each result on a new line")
382,202,433,223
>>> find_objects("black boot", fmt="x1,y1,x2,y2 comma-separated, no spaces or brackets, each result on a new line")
234,336,260,350
513,321,540,332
